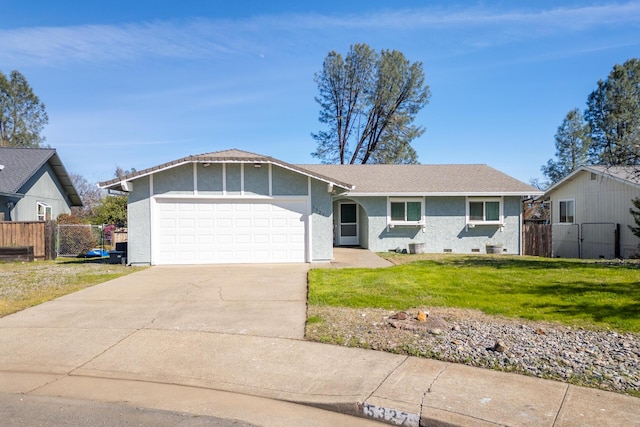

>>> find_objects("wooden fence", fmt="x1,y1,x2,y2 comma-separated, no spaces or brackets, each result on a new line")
523,223,552,258
112,229,128,245
0,221,56,260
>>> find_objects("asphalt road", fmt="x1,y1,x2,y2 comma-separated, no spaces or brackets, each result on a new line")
0,393,259,427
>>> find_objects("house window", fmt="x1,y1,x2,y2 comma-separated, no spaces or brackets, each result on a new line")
559,200,574,223
37,202,52,221
467,198,503,224
388,198,423,224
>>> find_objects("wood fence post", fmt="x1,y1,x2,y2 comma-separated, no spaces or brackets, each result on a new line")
45,220,57,260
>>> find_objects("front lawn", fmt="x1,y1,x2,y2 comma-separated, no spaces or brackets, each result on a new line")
308,255,640,332
0,258,145,317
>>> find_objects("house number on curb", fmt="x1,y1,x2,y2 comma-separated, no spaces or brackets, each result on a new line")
362,403,419,427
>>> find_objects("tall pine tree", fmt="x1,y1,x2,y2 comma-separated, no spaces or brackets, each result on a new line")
312,44,430,164
542,108,591,184
0,70,48,147
585,58,640,166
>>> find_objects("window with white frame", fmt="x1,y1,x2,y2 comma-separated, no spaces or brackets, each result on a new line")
388,198,423,224
37,202,52,221
467,197,503,224
558,199,574,223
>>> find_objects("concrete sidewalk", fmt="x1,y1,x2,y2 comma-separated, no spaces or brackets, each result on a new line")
0,251,638,426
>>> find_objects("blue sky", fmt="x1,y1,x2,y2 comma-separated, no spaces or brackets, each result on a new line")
1,1,639,185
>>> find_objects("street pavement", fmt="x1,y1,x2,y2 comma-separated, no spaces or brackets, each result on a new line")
0,248,638,426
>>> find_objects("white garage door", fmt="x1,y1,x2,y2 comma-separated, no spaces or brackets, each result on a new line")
155,199,307,264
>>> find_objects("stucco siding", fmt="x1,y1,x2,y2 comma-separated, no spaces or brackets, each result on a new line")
310,180,333,261
127,176,151,265
244,164,270,196
358,205,369,249
153,164,194,194
226,164,242,195
197,163,223,194
272,166,308,196
335,195,522,254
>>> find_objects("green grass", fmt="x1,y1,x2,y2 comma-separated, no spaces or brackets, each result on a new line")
308,255,640,332
0,258,145,317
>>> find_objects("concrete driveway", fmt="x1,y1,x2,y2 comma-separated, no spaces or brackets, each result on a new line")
0,262,389,426
0,264,310,340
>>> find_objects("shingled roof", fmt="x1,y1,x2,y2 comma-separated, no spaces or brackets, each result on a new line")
99,148,539,196
300,164,539,196
0,147,82,206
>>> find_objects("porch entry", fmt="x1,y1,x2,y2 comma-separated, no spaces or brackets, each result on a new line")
339,202,359,246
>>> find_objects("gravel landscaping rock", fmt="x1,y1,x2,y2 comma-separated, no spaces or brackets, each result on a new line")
305,306,640,396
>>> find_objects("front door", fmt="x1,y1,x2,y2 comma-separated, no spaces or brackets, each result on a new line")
339,203,359,246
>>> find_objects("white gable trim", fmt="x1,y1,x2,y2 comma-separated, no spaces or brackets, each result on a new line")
99,158,352,192
543,166,640,197
349,191,538,197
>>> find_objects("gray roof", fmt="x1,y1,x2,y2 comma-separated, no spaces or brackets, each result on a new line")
99,148,540,196
0,147,82,206
300,164,540,195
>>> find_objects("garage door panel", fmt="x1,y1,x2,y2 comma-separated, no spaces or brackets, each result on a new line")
178,235,196,244
271,218,288,227
198,218,214,227
271,235,287,244
198,235,213,244
217,204,233,212
158,235,177,244
178,217,196,227
155,199,307,264
236,234,252,244
216,234,233,244
236,218,251,227
254,234,269,244
270,250,291,260
216,218,233,228
290,234,305,244
254,218,269,227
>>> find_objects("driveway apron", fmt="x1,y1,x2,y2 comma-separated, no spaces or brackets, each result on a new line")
0,264,310,375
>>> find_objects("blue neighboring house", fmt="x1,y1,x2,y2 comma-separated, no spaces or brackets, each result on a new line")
0,147,82,221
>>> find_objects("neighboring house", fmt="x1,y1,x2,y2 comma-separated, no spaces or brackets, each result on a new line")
98,149,541,265
0,147,82,222
541,165,640,259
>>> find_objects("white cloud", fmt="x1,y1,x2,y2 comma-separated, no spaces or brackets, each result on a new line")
270,2,640,32
0,3,638,66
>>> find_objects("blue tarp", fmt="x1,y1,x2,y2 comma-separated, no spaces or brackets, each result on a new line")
85,249,109,257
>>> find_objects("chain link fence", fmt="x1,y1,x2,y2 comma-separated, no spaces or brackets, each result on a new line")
57,224,106,257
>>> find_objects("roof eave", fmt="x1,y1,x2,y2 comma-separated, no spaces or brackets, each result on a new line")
543,165,640,197
0,191,25,199
47,153,83,206
99,158,354,192
344,191,543,197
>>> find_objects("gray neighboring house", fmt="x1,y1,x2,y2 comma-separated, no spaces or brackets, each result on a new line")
99,149,541,265
0,147,82,222
541,165,640,259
